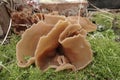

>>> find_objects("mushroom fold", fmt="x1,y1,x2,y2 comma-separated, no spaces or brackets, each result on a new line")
59,24,92,70
16,21,53,67
35,20,69,71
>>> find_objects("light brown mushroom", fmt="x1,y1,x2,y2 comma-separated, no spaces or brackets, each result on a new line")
59,24,93,70
16,21,53,67
16,14,96,72
67,16,97,32
35,20,69,71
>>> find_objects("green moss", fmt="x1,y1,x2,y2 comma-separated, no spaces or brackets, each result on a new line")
92,12,113,31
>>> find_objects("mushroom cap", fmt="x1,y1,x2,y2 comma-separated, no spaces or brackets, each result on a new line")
35,20,69,71
44,14,65,25
67,16,97,32
16,21,53,67
59,24,93,70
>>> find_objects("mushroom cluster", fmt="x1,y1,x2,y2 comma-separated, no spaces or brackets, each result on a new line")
16,14,96,72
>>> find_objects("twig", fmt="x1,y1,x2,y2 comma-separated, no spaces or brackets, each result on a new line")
0,61,11,73
78,4,81,24
1,19,12,45
12,24,31,28
78,0,84,24
99,14,113,20
89,2,113,15
88,2,114,21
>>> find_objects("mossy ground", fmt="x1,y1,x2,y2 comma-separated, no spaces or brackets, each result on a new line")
0,12,120,80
